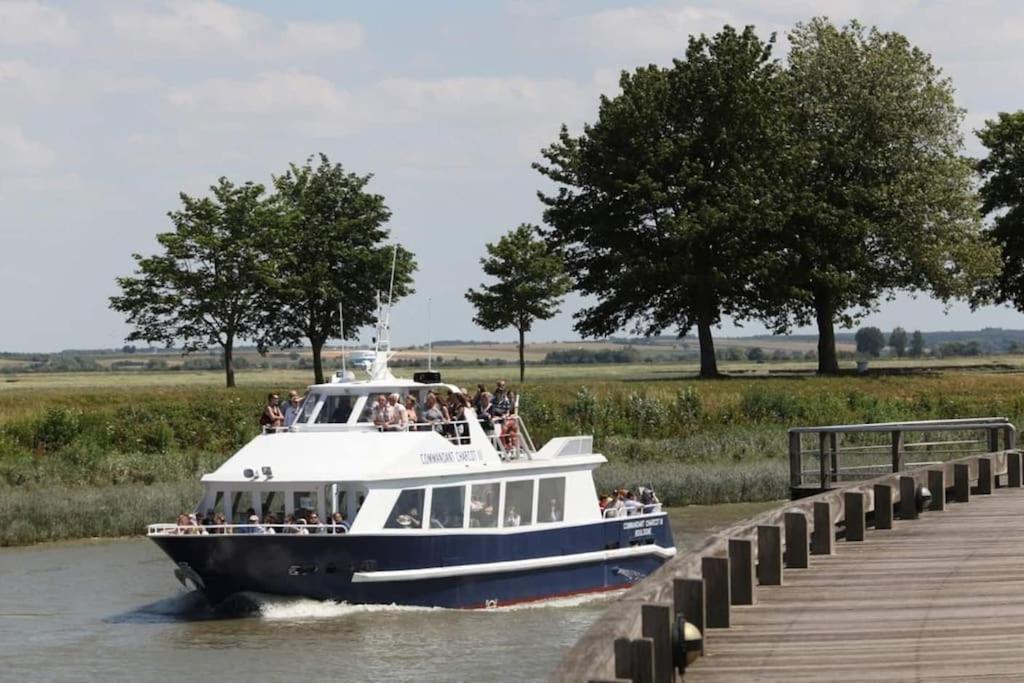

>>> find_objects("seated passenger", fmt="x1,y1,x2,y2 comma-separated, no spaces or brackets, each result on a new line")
175,513,190,534
545,498,562,523
385,393,407,431
505,505,521,527
395,507,421,528
371,394,391,429
210,512,228,533
308,512,326,534
331,511,350,533
259,393,285,429
295,518,310,535
262,514,278,534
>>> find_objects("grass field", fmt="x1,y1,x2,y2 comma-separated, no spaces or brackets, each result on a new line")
2,359,1023,545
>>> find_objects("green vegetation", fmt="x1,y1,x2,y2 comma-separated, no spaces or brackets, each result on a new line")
5,365,1024,545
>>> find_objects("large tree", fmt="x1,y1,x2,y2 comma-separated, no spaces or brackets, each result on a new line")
536,26,788,378
110,178,278,387
465,224,571,382
889,326,908,357
267,154,416,384
976,111,1024,312
771,19,997,374
855,326,885,356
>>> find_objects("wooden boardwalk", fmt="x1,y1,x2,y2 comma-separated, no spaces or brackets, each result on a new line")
687,486,1024,681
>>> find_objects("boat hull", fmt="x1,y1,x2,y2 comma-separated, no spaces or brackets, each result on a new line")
151,514,675,608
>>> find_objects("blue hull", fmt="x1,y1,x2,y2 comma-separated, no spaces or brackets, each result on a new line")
151,515,675,608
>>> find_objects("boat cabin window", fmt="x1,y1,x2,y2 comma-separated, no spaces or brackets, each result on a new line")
538,477,566,523
504,480,534,527
469,483,499,528
386,488,425,529
293,490,319,519
296,393,321,424
261,490,285,521
231,490,255,524
430,485,465,529
316,394,356,424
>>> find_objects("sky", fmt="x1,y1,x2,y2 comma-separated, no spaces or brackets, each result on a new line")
3,0,1024,352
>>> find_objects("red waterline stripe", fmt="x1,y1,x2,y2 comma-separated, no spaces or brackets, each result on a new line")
465,583,630,609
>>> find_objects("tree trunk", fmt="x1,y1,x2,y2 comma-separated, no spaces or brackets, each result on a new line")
814,293,840,375
517,326,526,383
696,308,720,379
223,342,236,388
312,338,325,385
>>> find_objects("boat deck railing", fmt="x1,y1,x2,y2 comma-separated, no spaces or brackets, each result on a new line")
147,523,350,536
602,503,663,518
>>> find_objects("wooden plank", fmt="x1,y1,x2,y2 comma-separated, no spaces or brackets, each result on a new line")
844,491,865,541
702,556,730,628
640,604,672,683
954,463,970,503
728,538,754,605
928,469,945,511
757,525,782,586
811,501,833,555
899,475,918,520
873,484,892,529
784,512,809,568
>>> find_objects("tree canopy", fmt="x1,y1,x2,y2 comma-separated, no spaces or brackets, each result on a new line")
855,326,886,356
535,26,788,378
976,111,1024,314
465,224,570,382
110,178,278,387
767,18,998,373
266,154,416,384
889,327,908,357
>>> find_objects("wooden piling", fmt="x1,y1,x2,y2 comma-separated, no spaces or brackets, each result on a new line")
811,501,833,555
954,463,970,503
728,538,754,606
640,604,672,683
757,525,782,586
784,512,809,568
673,578,705,656
1008,452,1022,488
702,556,730,628
844,491,865,541
899,476,918,520
631,638,655,683
873,484,892,529
928,469,945,511
978,457,993,495
614,638,633,680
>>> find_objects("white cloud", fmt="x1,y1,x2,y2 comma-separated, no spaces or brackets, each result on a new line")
107,0,364,59
583,5,738,59
0,0,74,46
0,123,54,170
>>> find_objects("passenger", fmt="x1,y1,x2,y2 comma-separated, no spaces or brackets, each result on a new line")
371,394,391,429
545,498,562,523
598,493,609,512
623,490,643,515
210,512,228,533
395,507,421,528
422,394,446,431
175,513,190,534
201,508,215,527
491,380,512,418
283,514,298,534
308,512,325,534
505,505,521,527
283,390,303,426
295,518,310,535
386,393,407,431
608,491,626,517
233,514,260,534
331,511,350,534
404,395,420,427
450,392,471,444
499,406,520,451
262,513,278,534
187,513,207,535
259,393,285,429
472,384,487,413
477,391,495,434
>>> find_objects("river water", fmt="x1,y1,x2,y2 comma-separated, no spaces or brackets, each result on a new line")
0,502,776,682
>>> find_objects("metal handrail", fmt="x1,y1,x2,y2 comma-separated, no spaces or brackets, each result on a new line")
147,523,350,536
789,417,1013,434
602,503,663,519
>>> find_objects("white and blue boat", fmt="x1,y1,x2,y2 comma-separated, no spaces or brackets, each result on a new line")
147,308,675,608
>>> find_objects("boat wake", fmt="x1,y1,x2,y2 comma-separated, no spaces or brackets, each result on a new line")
106,590,217,624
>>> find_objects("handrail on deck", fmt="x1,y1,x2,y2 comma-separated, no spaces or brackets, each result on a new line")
789,417,1017,495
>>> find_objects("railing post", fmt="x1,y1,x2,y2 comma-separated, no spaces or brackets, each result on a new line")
702,556,730,628
811,501,833,555
899,476,918,520
977,457,993,495
829,432,840,482
928,469,945,511
757,525,783,586
673,578,705,656
954,463,970,503
844,491,865,541
891,430,903,472
873,484,893,529
819,432,829,489
784,512,809,568
1008,452,1022,488
988,428,1000,453
789,431,802,489
728,538,754,606
640,604,673,683
1005,426,1017,451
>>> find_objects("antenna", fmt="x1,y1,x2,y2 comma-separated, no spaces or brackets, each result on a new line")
427,297,432,372
338,302,346,375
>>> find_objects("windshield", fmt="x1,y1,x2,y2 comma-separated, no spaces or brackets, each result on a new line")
316,394,356,424
296,392,321,424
